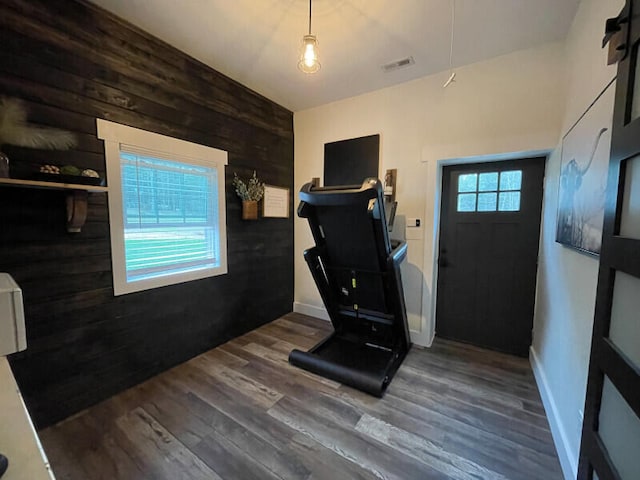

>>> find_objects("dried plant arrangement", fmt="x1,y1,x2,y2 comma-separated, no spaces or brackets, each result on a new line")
232,171,264,202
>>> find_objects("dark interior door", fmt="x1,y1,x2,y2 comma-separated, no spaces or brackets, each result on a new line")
436,158,545,357
579,2,640,478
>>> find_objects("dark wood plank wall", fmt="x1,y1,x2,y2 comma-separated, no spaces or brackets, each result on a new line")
0,0,294,428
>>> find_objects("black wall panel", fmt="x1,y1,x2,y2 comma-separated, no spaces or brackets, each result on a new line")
324,134,380,186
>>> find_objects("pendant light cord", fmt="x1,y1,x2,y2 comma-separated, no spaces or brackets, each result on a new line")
308,0,312,35
448,0,455,75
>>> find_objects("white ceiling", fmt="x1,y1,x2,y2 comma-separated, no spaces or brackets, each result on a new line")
90,0,580,112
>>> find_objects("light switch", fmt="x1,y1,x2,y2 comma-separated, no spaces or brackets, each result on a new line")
405,218,423,240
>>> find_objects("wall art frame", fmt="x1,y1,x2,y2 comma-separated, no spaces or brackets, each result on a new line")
556,79,615,256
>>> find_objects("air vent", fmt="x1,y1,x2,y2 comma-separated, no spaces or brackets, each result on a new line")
381,56,415,73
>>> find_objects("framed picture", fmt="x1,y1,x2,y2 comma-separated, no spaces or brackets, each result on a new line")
556,80,615,256
263,185,289,218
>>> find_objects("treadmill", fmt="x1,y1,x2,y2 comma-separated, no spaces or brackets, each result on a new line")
289,178,411,396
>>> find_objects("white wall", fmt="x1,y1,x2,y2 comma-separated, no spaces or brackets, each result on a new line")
294,41,566,344
530,1,623,479
293,2,625,479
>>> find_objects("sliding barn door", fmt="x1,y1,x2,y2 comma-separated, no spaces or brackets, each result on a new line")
578,2,640,479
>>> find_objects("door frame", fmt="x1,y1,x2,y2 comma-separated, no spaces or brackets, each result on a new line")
418,149,551,347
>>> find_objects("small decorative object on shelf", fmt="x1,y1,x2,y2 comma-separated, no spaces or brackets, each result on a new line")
0,96,77,178
232,171,264,220
34,164,104,186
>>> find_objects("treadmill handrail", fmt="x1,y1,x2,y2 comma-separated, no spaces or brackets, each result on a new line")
299,178,380,207
389,240,407,265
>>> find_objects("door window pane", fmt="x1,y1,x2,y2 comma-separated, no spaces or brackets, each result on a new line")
477,192,497,211
620,155,640,239
499,170,522,191
498,192,520,211
458,174,478,193
478,172,498,191
455,168,523,213
631,45,640,122
598,376,640,480
610,270,640,370
457,193,476,212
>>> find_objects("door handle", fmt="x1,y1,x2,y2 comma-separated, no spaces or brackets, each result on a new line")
438,248,450,268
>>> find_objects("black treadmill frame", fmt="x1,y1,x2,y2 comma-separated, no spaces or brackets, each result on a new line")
289,178,411,396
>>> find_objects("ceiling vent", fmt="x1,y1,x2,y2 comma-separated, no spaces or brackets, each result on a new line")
381,56,415,73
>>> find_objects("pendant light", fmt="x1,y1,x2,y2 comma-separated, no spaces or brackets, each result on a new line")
298,0,320,73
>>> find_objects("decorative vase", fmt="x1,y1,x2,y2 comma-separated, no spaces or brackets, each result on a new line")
242,200,258,220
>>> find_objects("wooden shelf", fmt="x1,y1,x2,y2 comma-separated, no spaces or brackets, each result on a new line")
0,177,108,233
0,177,108,192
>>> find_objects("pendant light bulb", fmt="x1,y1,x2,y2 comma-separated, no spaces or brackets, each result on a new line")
299,35,320,73
298,0,320,73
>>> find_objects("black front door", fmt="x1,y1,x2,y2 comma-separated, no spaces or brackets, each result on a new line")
578,2,640,478
436,158,545,356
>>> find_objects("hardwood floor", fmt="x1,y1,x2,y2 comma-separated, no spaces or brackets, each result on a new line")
39,313,562,480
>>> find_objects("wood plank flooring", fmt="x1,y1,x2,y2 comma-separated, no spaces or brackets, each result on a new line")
39,313,562,480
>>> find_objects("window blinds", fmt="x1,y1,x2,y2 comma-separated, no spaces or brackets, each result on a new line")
119,148,220,282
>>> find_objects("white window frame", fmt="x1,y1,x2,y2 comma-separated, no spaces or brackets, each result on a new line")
97,119,228,295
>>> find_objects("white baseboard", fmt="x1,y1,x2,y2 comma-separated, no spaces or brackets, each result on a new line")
293,302,330,321
529,346,577,480
408,328,430,347
292,302,429,347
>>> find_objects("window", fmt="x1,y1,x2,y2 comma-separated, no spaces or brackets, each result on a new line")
97,119,228,295
456,170,522,212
